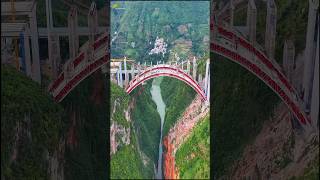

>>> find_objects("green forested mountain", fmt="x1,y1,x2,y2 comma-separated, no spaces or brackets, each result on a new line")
111,1,209,63
110,83,146,179
131,83,161,175
1,65,65,179
176,115,210,179
61,72,108,180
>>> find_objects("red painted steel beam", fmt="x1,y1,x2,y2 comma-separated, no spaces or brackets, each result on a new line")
211,42,309,124
126,70,206,101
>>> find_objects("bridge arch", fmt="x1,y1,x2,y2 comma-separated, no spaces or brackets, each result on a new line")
210,23,310,125
125,65,207,101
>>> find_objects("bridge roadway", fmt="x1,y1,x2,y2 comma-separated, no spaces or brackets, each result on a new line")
48,32,109,102
211,23,309,125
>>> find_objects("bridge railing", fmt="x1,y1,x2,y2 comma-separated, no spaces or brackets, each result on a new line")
48,32,109,93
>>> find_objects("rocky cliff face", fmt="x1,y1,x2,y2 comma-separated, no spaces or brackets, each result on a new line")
1,66,65,179
163,95,209,179
227,103,319,179
110,99,132,154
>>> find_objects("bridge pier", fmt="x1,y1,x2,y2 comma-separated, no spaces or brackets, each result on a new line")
116,69,120,86
131,64,135,80
265,0,277,60
310,37,319,127
30,2,41,83
247,0,257,44
68,6,79,59
310,15,319,127
206,72,210,103
22,31,32,77
118,62,123,88
198,74,203,88
124,57,128,87
187,60,190,75
192,57,197,80
88,2,98,43
49,34,61,79
282,40,295,83
229,0,234,27
204,59,210,96
302,0,319,114
46,0,61,79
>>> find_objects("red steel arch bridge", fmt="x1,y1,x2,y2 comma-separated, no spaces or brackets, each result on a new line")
210,0,319,130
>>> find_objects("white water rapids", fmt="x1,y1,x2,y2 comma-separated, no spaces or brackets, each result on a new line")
150,77,166,179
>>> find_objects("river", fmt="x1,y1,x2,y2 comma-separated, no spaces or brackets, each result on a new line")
151,77,166,179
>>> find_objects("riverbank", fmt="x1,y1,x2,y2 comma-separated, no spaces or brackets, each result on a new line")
150,77,166,179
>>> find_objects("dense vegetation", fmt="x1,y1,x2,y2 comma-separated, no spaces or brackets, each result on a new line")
175,115,210,179
291,154,319,180
111,82,130,127
111,1,209,62
213,0,309,178
1,65,65,179
160,78,196,136
61,72,108,180
131,81,161,177
212,55,279,177
111,145,144,179
110,82,146,179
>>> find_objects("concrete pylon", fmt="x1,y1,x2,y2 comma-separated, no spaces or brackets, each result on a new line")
124,57,128,86
310,36,319,126
88,2,98,43
210,1,217,41
207,73,210,102
302,0,319,112
119,62,123,88
117,69,120,86
46,0,61,79
192,57,197,80
131,64,135,80
247,0,257,43
282,39,295,83
198,74,202,88
23,31,32,77
187,60,190,75
204,59,210,95
49,34,61,79
310,13,319,126
30,2,41,83
265,0,277,59
68,6,79,59
230,0,234,27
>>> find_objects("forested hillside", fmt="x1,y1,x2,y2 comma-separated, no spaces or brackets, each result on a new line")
110,83,147,179
176,115,210,179
131,82,161,178
61,71,108,180
1,65,65,179
111,1,209,63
